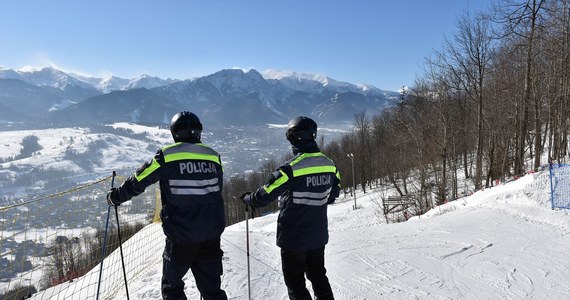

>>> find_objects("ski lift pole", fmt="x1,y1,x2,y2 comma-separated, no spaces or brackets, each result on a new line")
114,198,130,299
96,171,116,300
245,205,252,300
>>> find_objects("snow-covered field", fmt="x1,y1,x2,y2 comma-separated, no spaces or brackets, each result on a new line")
0,126,158,199
32,169,570,299
0,124,169,173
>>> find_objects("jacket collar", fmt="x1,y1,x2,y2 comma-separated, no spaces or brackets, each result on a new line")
291,140,320,155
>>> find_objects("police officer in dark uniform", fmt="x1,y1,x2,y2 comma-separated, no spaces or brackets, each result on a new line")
107,111,228,300
241,116,340,300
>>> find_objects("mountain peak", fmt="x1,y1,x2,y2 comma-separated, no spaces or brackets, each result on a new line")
127,74,176,90
204,68,266,90
40,66,61,72
262,69,387,96
136,74,153,79
17,65,43,73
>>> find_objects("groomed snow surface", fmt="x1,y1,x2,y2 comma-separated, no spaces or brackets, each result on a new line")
35,170,570,299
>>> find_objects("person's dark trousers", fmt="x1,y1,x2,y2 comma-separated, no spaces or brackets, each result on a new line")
161,237,228,300
281,247,334,300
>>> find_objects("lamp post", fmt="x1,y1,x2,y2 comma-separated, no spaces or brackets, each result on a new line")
347,153,356,210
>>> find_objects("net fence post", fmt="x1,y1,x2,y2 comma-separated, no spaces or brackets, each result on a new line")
549,162,554,210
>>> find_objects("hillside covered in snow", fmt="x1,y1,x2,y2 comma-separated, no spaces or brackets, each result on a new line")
33,169,570,299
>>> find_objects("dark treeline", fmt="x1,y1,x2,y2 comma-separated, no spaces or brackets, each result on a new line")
223,0,570,221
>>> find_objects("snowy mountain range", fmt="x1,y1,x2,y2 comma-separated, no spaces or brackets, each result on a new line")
0,66,399,126
0,66,177,93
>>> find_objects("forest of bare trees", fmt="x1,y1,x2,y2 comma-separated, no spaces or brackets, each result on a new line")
324,0,568,210
222,0,569,222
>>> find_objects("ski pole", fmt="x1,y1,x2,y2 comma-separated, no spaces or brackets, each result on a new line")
245,205,252,300
114,197,130,299
97,171,116,300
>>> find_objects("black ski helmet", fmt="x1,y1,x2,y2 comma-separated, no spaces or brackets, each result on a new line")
286,116,317,145
170,111,203,142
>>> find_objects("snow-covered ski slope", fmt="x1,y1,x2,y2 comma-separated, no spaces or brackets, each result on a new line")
37,170,570,299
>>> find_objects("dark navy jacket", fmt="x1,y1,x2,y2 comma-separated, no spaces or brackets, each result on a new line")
244,143,340,251
111,142,226,244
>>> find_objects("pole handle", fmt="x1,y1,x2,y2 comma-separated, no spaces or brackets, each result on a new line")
111,170,116,188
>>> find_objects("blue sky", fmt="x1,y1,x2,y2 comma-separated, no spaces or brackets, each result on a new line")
1,0,493,91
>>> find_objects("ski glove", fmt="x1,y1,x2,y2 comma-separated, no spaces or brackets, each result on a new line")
240,192,252,205
106,188,121,206
240,192,256,217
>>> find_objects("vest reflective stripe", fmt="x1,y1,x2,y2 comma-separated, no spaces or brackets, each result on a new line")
168,178,220,195
293,165,337,177
263,170,289,194
170,178,219,187
163,142,214,154
163,143,222,166
290,153,336,178
135,158,161,182
171,185,220,195
292,197,329,206
290,152,327,166
292,187,332,206
165,152,221,165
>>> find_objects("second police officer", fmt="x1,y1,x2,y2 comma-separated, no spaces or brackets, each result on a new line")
241,116,340,300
